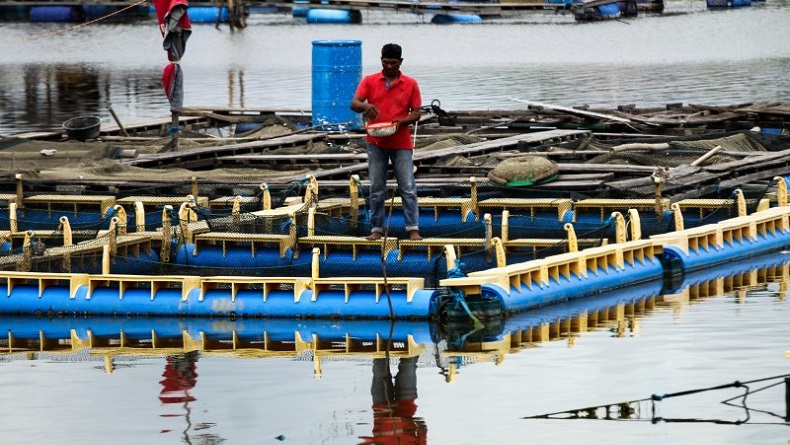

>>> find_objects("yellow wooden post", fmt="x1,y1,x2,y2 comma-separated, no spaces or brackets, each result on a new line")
613,212,626,244
563,223,578,252
491,237,506,268
59,216,72,246
134,201,145,232
735,189,746,216
260,183,271,211
102,244,110,275
444,245,458,271
500,210,510,243
313,355,323,379
112,205,127,235
484,213,492,245
470,176,479,217
671,203,684,231
9,202,18,234
15,173,23,208
311,247,320,281
653,176,663,216
305,175,319,205
161,205,172,263
774,176,787,207
109,217,118,256
60,216,72,272
306,206,316,237
627,208,642,241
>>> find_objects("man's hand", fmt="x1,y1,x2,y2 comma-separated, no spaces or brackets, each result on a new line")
365,104,380,120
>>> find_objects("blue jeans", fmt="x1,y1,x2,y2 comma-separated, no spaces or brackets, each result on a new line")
367,143,419,234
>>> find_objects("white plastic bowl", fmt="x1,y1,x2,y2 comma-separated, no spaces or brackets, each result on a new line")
366,122,397,137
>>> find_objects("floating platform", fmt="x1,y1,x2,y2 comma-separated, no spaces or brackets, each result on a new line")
0,194,788,320
0,169,787,320
2,244,785,380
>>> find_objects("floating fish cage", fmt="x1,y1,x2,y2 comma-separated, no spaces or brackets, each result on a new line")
0,174,787,321
3,246,787,363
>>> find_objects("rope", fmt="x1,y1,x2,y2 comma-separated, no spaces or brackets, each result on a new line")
380,187,398,318
4,0,149,44
446,258,484,329
652,373,790,402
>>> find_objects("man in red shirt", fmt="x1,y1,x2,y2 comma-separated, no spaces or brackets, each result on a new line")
351,43,423,241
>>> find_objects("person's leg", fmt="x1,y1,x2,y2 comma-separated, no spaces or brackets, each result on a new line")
391,149,420,236
394,356,418,401
366,143,389,237
371,358,394,403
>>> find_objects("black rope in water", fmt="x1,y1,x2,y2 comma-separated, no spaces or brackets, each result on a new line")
524,373,790,422
379,187,398,319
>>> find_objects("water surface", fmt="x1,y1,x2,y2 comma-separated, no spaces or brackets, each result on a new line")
0,4,789,444
1,0,789,133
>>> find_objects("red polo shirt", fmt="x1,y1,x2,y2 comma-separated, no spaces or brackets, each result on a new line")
356,71,421,149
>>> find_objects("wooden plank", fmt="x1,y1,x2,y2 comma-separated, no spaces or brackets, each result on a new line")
704,148,790,173
263,130,589,185
123,133,328,168
509,99,634,124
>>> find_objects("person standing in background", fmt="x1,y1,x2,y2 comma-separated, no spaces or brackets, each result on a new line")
351,43,423,241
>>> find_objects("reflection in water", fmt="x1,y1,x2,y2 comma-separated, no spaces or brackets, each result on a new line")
524,373,790,426
19,64,102,130
0,251,787,443
360,357,427,445
159,351,225,444
3,6,790,134
0,63,249,133
227,68,245,108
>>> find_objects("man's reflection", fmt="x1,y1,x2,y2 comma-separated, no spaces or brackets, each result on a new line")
360,356,427,444
159,351,199,405
159,351,199,441
158,351,224,444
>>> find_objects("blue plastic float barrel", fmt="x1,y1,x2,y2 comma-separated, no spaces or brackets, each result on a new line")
431,14,482,24
596,3,621,16
306,9,361,24
188,6,228,23
501,278,663,332
0,316,439,347
476,254,664,314
174,244,294,269
29,5,85,22
311,40,363,130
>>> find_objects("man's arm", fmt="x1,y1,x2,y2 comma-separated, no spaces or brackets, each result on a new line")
394,108,421,130
351,95,380,120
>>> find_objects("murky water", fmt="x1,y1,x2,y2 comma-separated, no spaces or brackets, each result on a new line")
0,3,789,443
0,255,789,444
1,1,790,134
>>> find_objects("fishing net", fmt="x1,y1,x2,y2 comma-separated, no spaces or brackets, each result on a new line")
0,126,780,282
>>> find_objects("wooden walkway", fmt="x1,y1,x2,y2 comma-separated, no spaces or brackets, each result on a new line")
260,129,591,184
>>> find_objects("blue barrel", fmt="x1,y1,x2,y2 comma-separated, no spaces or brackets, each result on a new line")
30,5,85,22
311,40,363,130
306,9,361,24
431,14,482,24
188,6,228,23
596,3,621,16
